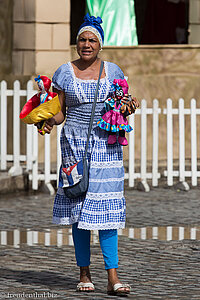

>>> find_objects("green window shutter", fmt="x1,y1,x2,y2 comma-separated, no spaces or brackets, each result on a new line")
86,0,138,46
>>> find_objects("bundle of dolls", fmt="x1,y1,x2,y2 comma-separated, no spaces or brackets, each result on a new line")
97,79,135,146
19,75,61,135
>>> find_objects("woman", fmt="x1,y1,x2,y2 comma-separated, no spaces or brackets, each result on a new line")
43,14,139,295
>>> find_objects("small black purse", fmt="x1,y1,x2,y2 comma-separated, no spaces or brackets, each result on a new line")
59,61,104,199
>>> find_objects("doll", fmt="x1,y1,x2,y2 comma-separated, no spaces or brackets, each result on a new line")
97,78,134,146
19,75,61,135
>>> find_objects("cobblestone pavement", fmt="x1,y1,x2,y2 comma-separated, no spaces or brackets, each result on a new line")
0,188,200,299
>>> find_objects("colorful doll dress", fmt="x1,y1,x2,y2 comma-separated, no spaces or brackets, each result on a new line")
52,61,127,230
97,98,133,133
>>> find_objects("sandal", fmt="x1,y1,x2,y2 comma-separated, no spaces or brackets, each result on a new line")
76,282,95,292
107,283,131,296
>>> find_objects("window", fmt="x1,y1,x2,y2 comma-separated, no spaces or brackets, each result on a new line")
135,0,189,44
70,0,86,45
70,0,189,46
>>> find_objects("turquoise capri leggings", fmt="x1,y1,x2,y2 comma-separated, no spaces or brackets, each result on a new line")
72,222,118,270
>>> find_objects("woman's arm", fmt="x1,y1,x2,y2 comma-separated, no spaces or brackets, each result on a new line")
42,89,66,134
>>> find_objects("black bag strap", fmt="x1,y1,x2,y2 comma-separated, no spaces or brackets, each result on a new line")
83,60,104,159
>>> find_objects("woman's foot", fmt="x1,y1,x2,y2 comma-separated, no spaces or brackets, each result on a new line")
77,266,94,292
107,268,131,295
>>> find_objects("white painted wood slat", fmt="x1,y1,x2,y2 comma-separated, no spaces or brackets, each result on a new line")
191,99,197,186
128,113,135,187
166,99,173,186
179,98,185,182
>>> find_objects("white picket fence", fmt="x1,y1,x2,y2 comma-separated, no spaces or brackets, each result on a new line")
0,80,200,193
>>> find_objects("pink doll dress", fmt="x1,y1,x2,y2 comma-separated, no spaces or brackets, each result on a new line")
97,98,133,133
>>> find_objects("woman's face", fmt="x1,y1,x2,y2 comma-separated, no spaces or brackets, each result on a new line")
77,31,101,62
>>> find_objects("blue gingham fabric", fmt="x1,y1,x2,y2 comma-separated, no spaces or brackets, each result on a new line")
52,61,126,230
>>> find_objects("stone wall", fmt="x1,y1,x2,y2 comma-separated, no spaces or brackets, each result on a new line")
102,45,200,161
0,0,13,75
13,0,70,76
71,45,200,161
98,45,200,105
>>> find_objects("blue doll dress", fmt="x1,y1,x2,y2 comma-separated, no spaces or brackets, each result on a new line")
52,61,126,230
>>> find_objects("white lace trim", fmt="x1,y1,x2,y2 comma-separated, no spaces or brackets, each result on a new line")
69,61,106,83
52,216,79,225
90,161,123,168
63,131,88,141
62,131,108,143
82,208,125,215
57,189,124,199
75,77,106,84
69,62,84,104
103,62,110,101
57,184,124,200
89,177,124,183
86,191,124,200
77,222,125,230
53,217,125,230
69,61,110,104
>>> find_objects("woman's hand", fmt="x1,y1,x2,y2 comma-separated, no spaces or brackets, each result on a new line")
43,118,56,134
35,117,56,135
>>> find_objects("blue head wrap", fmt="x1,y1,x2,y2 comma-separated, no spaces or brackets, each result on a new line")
77,13,104,48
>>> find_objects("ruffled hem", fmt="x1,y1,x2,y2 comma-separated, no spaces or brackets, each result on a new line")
78,222,125,230
52,216,125,230
52,216,79,225
97,118,133,133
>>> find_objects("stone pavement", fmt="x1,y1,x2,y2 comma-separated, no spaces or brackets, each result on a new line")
0,188,200,299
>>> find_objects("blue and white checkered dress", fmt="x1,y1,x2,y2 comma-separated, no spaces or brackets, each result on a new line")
52,61,126,230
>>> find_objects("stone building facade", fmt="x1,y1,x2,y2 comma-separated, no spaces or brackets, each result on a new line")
0,0,200,78
12,0,70,76
1,0,200,162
